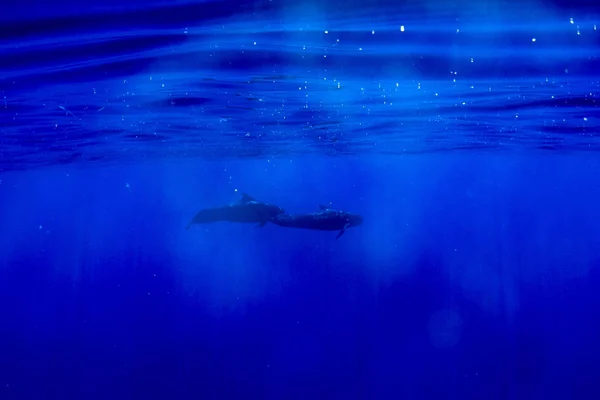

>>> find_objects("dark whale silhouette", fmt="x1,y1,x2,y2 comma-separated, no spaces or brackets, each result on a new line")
271,204,363,239
185,193,285,229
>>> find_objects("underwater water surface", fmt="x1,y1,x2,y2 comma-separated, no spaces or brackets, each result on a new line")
1,0,600,399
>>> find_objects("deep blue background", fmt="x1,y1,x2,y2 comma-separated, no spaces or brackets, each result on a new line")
1,154,600,399
2,0,600,398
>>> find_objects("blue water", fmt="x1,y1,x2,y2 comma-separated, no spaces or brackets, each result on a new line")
1,0,600,398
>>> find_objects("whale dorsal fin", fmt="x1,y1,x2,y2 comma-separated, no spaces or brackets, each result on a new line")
240,193,256,203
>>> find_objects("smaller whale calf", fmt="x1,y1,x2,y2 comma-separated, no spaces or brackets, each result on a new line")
271,204,363,239
186,193,285,229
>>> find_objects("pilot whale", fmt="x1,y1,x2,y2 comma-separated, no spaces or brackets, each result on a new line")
186,193,285,229
271,204,363,239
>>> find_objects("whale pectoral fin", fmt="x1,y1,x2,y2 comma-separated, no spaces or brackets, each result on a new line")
336,223,351,239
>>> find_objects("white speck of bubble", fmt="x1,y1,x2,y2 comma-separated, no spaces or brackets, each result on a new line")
396,82,399,87
253,41,256,45
400,25,405,32
584,117,588,121
324,30,328,34
358,47,363,51
532,38,536,42
594,25,597,31
39,225,43,230
470,57,474,62
372,30,375,34
456,28,460,33
570,18,574,24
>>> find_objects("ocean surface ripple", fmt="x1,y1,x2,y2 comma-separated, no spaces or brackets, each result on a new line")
1,0,599,170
